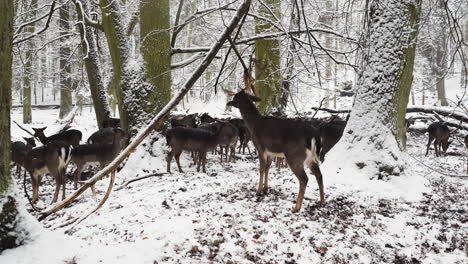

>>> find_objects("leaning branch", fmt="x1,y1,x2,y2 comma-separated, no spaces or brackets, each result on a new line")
38,0,253,222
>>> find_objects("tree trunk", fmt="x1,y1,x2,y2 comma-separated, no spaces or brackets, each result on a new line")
435,0,448,106
255,0,282,114
99,0,130,132
22,0,37,123
323,0,422,179
59,3,73,118
73,0,110,128
0,0,23,253
139,0,171,118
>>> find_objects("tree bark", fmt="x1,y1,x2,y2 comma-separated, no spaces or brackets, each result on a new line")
59,3,73,118
139,0,171,120
0,0,23,253
73,0,109,128
323,0,422,179
255,0,282,114
22,0,37,123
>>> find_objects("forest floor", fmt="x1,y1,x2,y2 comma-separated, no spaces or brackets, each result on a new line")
1,108,467,264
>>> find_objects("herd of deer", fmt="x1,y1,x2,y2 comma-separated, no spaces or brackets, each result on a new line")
10,89,468,213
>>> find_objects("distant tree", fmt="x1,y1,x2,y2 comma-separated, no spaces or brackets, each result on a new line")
434,0,448,106
59,2,73,118
325,0,422,178
22,0,37,123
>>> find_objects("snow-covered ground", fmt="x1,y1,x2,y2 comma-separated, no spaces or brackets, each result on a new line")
1,97,467,263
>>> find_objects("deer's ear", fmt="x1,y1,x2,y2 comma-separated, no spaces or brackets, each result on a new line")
248,94,261,102
226,101,238,108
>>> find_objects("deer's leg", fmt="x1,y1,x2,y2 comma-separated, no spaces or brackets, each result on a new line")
434,140,439,157
287,157,309,213
61,170,67,201
174,152,183,173
426,136,433,156
31,173,39,203
52,170,61,204
202,152,207,173
73,164,84,190
166,151,174,173
257,154,266,194
310,162,325,206
263,156,273,193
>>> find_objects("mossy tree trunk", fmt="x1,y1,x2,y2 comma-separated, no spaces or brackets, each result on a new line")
139,0,171,117
255,0,282,114
59,3,73,118
22,0,37,123
73,0,109,128
324,0,422,178
0,0,23,253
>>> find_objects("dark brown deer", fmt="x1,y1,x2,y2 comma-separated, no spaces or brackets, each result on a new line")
229,118,252,156
217,121,238,163
226,89,324,213
87,128,115,144
71,128,126,190
24,141,72,203
102,110,121,128
170,114,197,128
11,137,36,174
199,113,216,124
319,120,346,162
33,127,82,147
166,124,224,173
425,122,451,157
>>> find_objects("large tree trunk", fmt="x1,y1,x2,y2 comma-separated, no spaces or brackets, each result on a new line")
0,0,23,253
73,0,109,128
323,0,421,179
255,0,282,114
99,0,130,133
22,0,37,123
139,0,171,116
59,3,73,118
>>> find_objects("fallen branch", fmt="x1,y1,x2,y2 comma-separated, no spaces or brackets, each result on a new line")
37,0,253,222
116,172,166,191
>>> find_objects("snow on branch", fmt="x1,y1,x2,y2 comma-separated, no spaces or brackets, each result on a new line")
13,1,57,45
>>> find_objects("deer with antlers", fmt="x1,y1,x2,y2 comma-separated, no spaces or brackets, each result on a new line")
225,73,324,213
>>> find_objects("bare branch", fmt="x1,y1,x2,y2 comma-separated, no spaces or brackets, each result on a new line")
13,1,57,45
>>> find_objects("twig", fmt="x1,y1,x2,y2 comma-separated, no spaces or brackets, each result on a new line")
13,121,35,137
13,1,57,45
23,170,43,212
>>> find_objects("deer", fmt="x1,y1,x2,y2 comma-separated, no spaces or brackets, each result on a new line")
319,120,346,162
199,113,216,124
24,140,72,204
170,114,197,129
425,121,451,157
102,110,121,128
87,128,115,144
166,124,225,173
225,86,324,213
217,121,239,163
11,137,36,174
70,128,126,191
33,127,82,147
229,118,253,156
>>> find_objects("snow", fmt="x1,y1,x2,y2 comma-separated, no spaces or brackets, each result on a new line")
2,103,467,263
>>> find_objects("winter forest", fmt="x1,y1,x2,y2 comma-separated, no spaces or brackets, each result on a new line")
0,0,467,263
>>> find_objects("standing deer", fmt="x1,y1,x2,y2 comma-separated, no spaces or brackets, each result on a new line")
11,137,36,174
33,127,82,147
71,128,126,191
166,124,225,173
24,141,72,203
425,122,451,157
226,88,324,213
